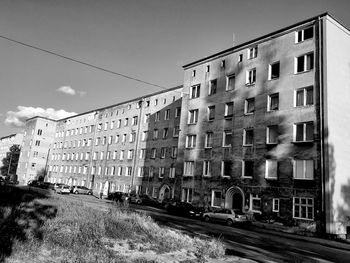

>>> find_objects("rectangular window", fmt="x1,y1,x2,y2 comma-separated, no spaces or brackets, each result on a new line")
124,118,128,126
243,129,254,146
144,113,150,123
296,86,314,107
132,116,138,126
169,166,175,178
127,150,134,159
138,167,144,177
295,53,314,73
119,150,124,160
165,109,170,120
266,125,278,144
190,85,200,99
265,160,278,179
293,160,314,180
245,98,255,114
37,129,42,136
293,197,313,220
184,161,194,176
203,160,211,176
151,148,157,159
160,147,166,158
122,134,126,143
251,194,261,212
205,132,213,148
171,147,178,158
246,68,256,85
242,160,254,178
238,54,243,62
225,102,234,117
129,132,136,143
188,109,199,124
108,136,113,145
296,27,314,43
117,166,123,176
175,107,181,118
153,129,159,140
159,167,165,178
117,119,121,128
208,79,217,95
186,135,197,148
155,111,160,122
272,198,280,212
182,188,193,203
294,122,314,142
208,106,215,121
126,167,132,176
142,131,148,141
223,131,232,147
152,187,159,198
115,135,120,143
139,149,146,159
248,46,258,59
173,126,180,137
100,151,104,160
113,151,117,160
268,93,279,111
211,190,222,207
269,62,280,80
191,70,196,77
162,128,168,139
206,65,210,73
226,74,235,91
221,161,232,177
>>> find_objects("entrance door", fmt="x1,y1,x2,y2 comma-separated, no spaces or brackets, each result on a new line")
232,193,243,211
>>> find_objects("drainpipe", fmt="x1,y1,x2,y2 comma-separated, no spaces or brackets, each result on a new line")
317,16,326,225
131,99,144,193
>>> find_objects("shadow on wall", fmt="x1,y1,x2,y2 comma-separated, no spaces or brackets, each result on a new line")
0,186,57,262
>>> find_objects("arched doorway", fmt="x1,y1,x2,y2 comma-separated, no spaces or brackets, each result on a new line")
158,184,170,202
225,186,245,211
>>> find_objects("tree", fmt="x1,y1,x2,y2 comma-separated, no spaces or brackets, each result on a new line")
0,144,21,180
36,168,46,182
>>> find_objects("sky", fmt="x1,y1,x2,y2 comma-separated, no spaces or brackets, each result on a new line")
1,0,350,137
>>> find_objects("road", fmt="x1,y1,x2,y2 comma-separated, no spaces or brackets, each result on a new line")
46,191,350,263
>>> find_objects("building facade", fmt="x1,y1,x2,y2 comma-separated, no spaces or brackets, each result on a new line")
17,116,56,183
177,13,350,238
46,86,183,198
15,13,350,238
0,133,24,160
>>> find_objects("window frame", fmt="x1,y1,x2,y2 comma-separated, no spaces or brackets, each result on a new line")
293,197,314,220
245,98,255,115
203,160,211,177
272,198,280,212
293,122,314,143
190,84,200,99
295,27,314,43
243,128,254,146
188,109,199,124
246,68,256,85
293,159,314,180
267,93,279,112
295,52,314,74
295,86,314,107
184,161,194,176
265,159,278,180
242,160,254,179
247,46,258,59
268,62,280,80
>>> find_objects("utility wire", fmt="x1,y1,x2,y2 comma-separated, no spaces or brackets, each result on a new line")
0,34,169,91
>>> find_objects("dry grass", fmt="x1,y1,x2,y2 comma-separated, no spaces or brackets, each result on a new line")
4,195,225,263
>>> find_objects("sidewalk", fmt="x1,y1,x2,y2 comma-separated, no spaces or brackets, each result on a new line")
249,221,350,251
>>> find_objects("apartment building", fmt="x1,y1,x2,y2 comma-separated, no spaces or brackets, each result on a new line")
177,13,350,238
17,117,56,183
15,13,350,238
45,86,182,197
0,133,23,160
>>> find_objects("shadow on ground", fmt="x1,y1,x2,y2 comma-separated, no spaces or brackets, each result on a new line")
0,186,57,262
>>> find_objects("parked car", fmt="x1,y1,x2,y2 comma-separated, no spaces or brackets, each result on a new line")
202,209,249,226
130,194,161,207
42,182,54,190
107,192,129,203
54,183,65,192
72,186,92,195
166,201,203,218
57,185,71,194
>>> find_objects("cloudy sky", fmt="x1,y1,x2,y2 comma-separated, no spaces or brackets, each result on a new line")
1,0,350,137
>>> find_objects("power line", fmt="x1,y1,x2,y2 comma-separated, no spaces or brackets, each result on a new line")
0,34,169,91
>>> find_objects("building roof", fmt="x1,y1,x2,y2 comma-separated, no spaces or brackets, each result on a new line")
58,84,183,121
182,12,335,69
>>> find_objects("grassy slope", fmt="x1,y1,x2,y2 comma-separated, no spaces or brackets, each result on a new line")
1,188,225,263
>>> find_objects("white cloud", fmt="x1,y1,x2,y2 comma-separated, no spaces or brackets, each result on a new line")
4,106,77,127
57,86,87,96
57,86,76,95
